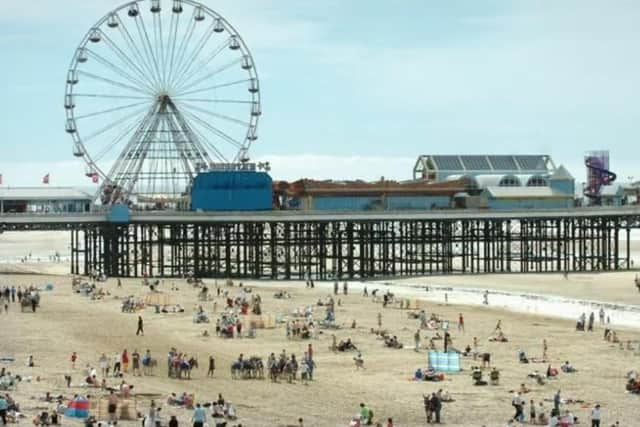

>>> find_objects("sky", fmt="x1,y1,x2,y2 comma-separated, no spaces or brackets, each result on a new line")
0,0,639,187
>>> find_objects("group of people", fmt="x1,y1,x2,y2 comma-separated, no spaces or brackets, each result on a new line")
1,284,39,313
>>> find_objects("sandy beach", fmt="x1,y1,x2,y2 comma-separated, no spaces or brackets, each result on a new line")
2,270,639,427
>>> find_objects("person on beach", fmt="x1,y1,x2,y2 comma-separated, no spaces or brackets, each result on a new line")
494,320,502,333
207,356,215,377
70,352,78,369
121,349,129,373
543,339,548,359
377,312,382,329
458,313,465,332
99,353,108,377
483,290,489,305
590,403,601,427
136,316,144,336
107,390,118,424
192,403,207,427
414,330,421,352
343,282,348,295
599,307,605,325
132,349,141,376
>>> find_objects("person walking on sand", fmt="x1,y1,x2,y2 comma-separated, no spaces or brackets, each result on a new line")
70,352,78,369
483,290,489,305
343,281,348,295
414,330,421,352
458,313,465,332
207,356,215,377
494,320,502,333
599,307,605,325
543,339,548,359
588,312,595,332
136,315,144,336
377,312,382,329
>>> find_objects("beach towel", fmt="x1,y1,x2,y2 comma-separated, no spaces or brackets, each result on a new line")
428,351,461,372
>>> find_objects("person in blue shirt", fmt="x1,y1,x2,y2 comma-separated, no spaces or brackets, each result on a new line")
0,394,9,426
192,403,207,427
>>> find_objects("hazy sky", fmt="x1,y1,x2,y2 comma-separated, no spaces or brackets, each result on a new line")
0,0,639,186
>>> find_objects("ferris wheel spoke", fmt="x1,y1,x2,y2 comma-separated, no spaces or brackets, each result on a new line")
180,102,250,127
98,30,155,92
167,7,190,91
173,38,230,92
186,120,230,162
73,100,152,121
135,14,164,90
74,93,151,100
115,14,161,92
93,116,145,162
167,11,198,89
153,12,167,88
181,108,244,148
77,70,152,95
175,78,250,97
81,104,152,143
84,49,156,94
173,98,253,105
170,22,218,89
176,57,242,95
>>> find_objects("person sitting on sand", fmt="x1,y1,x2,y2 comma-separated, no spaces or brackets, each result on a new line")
561,361,577,373
424,366,441,382
518,350,529,364
414,368,424,381
489,331,508,342
462,344,472,357
528,371,546,386
519,383,531,394
546,364,558,378
354,352,365,370
611,331,620,343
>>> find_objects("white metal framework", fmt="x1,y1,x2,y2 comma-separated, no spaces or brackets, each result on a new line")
65,0,261,206
414,155,555,181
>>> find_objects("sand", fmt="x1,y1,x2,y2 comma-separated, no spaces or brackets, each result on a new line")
2,272,640,427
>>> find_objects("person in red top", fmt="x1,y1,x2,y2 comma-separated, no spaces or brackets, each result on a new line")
121,349,129,373
307,343,313,360
458,313,465,332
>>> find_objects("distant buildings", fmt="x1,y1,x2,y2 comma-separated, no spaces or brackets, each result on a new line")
0,187,92,213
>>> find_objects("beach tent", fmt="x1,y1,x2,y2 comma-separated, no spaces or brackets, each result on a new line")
428,351,461,372
65,396,90,418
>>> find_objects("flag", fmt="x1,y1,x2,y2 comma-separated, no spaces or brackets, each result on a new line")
91,173,99,184
42,173,50,184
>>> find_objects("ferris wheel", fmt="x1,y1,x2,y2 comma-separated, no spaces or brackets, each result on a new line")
64,0,261,206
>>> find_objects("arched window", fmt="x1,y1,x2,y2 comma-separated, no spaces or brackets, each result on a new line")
527,176,548,187
499,175,521,187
